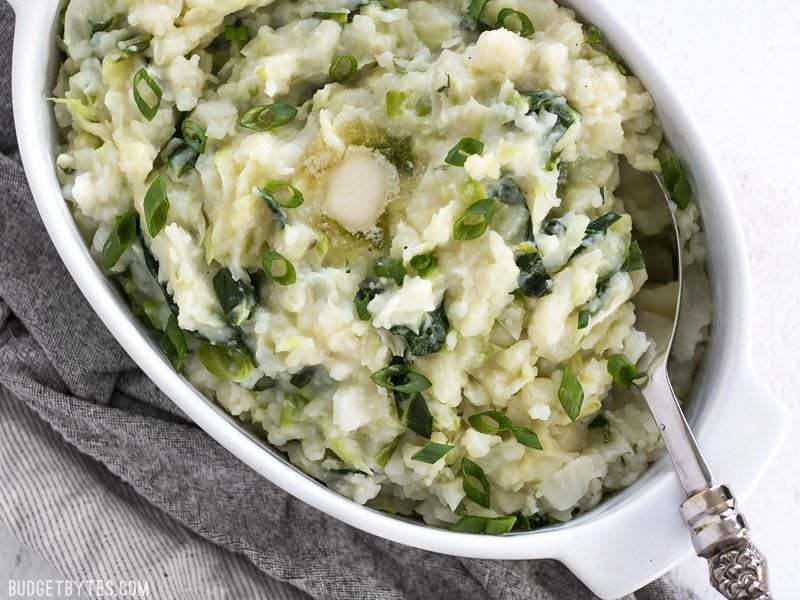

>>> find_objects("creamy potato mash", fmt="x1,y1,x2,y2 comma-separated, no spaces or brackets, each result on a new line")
53,0,711,532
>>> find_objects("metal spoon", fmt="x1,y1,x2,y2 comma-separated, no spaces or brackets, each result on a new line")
631,169,771,599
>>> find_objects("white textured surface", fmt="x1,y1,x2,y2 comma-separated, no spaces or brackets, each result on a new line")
2,2,799,598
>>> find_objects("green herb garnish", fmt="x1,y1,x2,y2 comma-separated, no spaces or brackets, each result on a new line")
396,392,434,438
607,354,644,388
213,268,256,327
495,8,534,37
445,137,484,167
374,257,405,286
162,314,187,371
577,308,590,330
329,55,358,82
450,515,517,535
101,212,138,270
197,342,255,382
375,435,404,467
409,254,436,276
371,364,432,394
659,152,693,210
558,367,584,422
259,181,304,209
391,305,449,356
132,68,162,121
461,458,491,508
261,250,296,285
181,119,207,154
468,410,542,450
515,251,552,297
117,35,151,58
354,278,382,321
453,198,496,241
143,175,169,237
239,102,297,131
411,442,454,464
385,90,407,118
622,240,646,272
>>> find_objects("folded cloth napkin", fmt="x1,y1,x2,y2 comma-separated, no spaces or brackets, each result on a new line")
0,3,694,598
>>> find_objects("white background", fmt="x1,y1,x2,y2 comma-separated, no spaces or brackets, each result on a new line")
1,1,799,598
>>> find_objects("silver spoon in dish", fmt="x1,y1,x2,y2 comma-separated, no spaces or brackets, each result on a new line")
623,164,771,600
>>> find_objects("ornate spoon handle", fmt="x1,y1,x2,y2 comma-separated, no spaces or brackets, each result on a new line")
681,486,771,599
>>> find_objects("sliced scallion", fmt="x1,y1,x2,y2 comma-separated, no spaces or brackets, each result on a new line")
197,342,255,382
468,410,512,434
101,212,138,270
510,426,542,450
259,181,304,209
239,102,297,131
410,254,436,276
585,211,622,234
117,35,151,58
515,251,552,297
397,392,434,438
132,68,162,121
461,458,491,509
329,55,358,83
374,257,405,286
659,153,693,210
375,435,403,467
577,308,590,330
143,175,169,237
370,364,432,394
354,278,382,321
181,119,207,154
450,515,517,535
622,240,646,272
495,8,534,37
161,314,187,371
385,90,407,118
445,137,484,167
607,354,644,388
391,305,449,357
467,0,489,20
411,442,453,464
261,250,296,285
313,11,349,24
224,23,251,47
453,198,496,241
213,268,256,327
558,367,584,422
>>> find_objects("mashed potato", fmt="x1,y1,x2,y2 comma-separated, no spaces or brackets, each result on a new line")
53,0,711,531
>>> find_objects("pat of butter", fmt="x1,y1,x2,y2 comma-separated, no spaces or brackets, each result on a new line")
323,146,397,234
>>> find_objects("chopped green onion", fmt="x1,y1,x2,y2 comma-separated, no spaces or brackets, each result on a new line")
410,254,436,276
411,442,453,464
577,308,590,329
261,250,296,285
143,175,169,237
585,211,622,234
453,198,496,241
542,218,566,236
385,90,407,118
257,188,288,227
514,512,552,531
254,376,277,391
181,119,207,154
467,0,489,20
468,410,512,434
132,68,162,121
515,251,552,297
375,435,403,467
525,90,577,130
397,392,434,438
117,35,151,58
461,458,491,509
161,314,187,371
329,55,358,82
374,136,414,173
167,143,198,178
450,515,517,535
622,240,646,272
391,305,449,357
487,176,526,206
213,268,256,326
371,364,432,394
558,367,584,422
197,342,255,382
290,367,316,388
224,23,251,47
239,102,297,131
258,181,304,209
445,137,484,167
468,411,543,450
354,278,382,321
91,15,120,34
585,25,629,75
374,257,405,286
495,8,534,37
510,425,543,450
313,11,349,24
659,153,693,210
101,212,138,270
607,354,644,388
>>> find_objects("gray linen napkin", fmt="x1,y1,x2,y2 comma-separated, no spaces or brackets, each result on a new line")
0,3,694,598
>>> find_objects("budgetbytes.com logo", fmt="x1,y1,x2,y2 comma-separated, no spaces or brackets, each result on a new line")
7,579,150,598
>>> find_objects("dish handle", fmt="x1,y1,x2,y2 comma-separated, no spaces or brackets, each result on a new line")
555,369,788,600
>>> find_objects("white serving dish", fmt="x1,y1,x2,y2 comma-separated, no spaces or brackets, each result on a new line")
8,1,790,597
